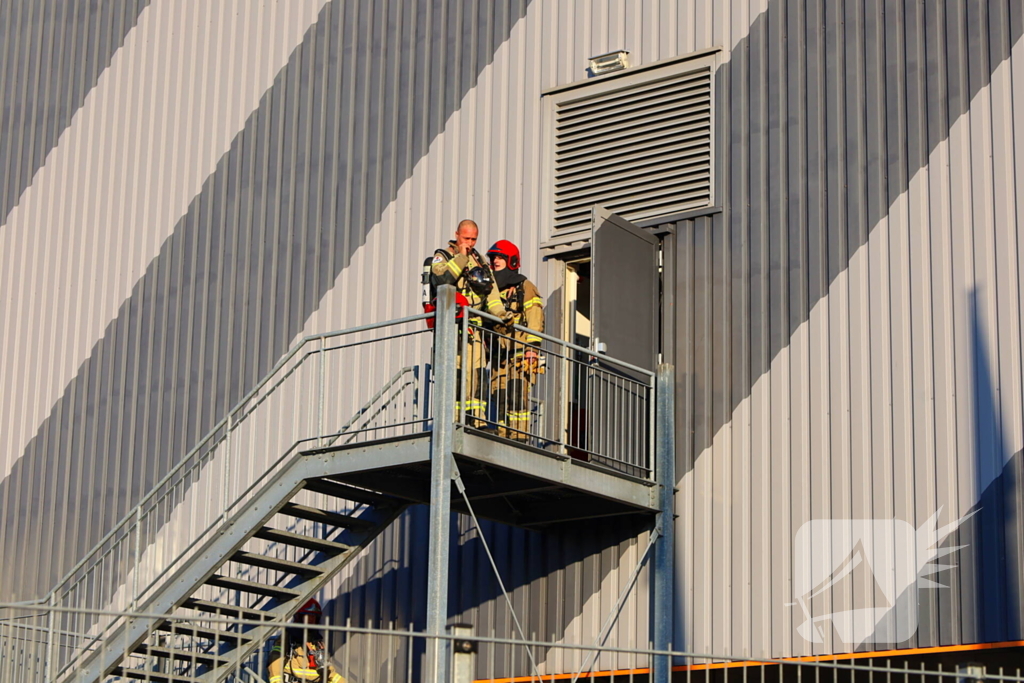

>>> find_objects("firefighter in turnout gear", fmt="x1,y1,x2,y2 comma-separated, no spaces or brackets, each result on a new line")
427,220,508,425
486,240,544,440
267,600,345,683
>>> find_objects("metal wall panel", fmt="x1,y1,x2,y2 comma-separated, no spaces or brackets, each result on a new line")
2,0,1024,674
670,0,1024,660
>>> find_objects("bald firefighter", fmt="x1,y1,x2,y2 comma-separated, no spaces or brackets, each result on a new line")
486,240,544,440
427,219,508,425
268,600,344,683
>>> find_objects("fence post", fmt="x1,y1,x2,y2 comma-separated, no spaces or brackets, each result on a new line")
450,624,476,683
652,364,676,683
426,285,457,682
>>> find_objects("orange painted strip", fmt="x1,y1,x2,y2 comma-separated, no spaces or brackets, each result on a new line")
474,666,651,683
473,640,1024,683
766,639,1024,665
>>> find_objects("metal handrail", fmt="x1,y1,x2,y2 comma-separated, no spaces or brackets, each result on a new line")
38,316,434,680
42,313,432,605
470,307,656,377
10,303,661,680
461,307,655,478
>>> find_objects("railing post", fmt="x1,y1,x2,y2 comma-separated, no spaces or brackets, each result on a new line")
427,285,457,682
131,506,142,611
652,364,676,683
318,337,326,447
222,413,233,522
558,338,569,454
44,595,56,683
459,299,468,426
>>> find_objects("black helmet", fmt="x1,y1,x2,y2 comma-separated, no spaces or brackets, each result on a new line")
465,266,494,296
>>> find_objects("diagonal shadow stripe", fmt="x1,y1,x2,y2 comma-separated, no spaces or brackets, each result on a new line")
0,0,534,601
674,0,1024,654
685,0,1024,461
0,0,152,224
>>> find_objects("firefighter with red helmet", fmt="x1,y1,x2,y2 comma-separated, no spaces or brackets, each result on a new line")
423,220,508,425
268,599,344,683
486,240,544,440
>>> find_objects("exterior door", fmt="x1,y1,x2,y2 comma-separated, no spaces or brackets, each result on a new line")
586,207,659,476
591,207,659,372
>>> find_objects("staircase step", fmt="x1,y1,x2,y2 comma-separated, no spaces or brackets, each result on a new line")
179,598,275,622
110,667,203,683
279,501,375,530
303,478,396,506
205,574,302,600
230,550,324,578
132,644,230,666
154,622,253,645
253,526,353,554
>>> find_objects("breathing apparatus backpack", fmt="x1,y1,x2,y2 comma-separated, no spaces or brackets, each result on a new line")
421,249,488,330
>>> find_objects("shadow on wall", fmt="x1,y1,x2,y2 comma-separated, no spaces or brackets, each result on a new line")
837,290,1023,649
963,289,1022,643
0,0,153,224
0,0,534,602
328,506,650,678
674,0,1024,656
679,1,1024,468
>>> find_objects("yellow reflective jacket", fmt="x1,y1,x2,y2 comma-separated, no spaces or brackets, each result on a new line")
428,242,507,321
497,277,543,346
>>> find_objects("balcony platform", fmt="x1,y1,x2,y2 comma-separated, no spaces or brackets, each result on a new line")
302,427,658,529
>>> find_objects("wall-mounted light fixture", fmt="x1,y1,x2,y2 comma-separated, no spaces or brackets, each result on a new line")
588,50,630,77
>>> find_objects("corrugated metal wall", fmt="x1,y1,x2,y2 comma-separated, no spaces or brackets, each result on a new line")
669,0,1024,659
2,0,1023,671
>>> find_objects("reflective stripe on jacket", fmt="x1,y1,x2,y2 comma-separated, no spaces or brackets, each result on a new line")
429,243,507,320
498,278,543,345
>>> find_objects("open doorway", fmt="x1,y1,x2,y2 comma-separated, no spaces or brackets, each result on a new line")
563,258,591,350
562,257,592,461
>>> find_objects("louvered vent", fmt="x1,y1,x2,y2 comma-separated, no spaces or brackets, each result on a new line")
551,65,712,242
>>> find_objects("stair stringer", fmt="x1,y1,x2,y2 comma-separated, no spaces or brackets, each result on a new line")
71,436,429,683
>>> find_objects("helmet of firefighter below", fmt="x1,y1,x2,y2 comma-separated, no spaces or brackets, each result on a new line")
465,266,494,296
487,240,520,270
294,598,322,625
286,598,324,644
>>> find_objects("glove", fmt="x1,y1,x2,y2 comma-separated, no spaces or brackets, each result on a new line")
502,310,517,325
515,348,545,374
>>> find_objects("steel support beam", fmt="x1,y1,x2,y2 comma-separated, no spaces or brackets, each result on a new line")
652,364,676,683
426,285,457,682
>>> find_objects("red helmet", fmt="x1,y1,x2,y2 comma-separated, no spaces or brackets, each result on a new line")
294,598,323,625
487,240,520,270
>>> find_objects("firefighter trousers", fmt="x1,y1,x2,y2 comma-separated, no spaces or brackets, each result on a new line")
489,361,535,440
455,334,488,425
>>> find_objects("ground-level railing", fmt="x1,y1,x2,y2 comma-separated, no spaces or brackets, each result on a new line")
3,604,1019,683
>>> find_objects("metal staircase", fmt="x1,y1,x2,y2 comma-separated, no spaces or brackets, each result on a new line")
3,292,674,683
78,448,412,683
29,315,436,683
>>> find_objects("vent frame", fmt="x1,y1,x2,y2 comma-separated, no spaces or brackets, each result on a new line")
541,51,718,251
